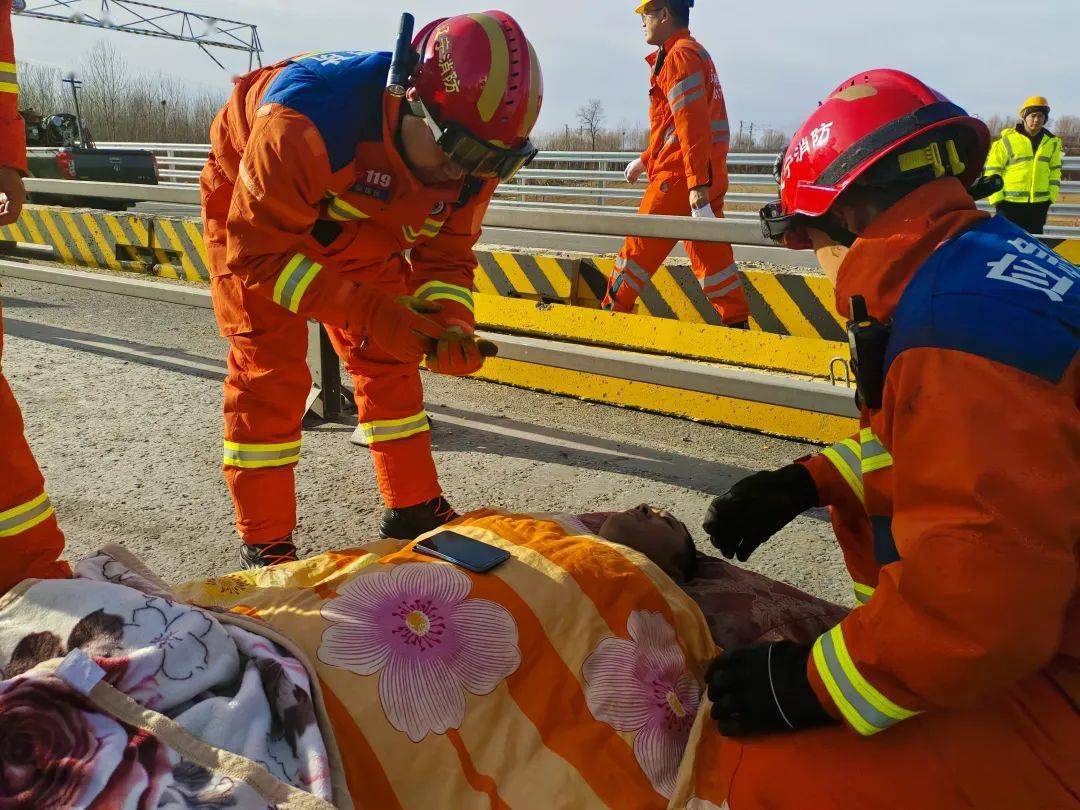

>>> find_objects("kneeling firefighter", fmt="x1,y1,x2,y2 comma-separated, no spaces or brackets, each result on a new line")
699,70,1079,807
201,12,543,567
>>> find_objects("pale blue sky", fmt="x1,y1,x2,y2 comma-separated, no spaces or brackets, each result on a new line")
12,0,1078,136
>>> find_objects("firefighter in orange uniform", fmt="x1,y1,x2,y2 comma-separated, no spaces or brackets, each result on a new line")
603,0,749,327
700,69,1079,806
201,12,542,567
0,0,69,593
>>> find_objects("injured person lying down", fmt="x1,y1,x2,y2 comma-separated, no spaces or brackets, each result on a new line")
0,507,844,808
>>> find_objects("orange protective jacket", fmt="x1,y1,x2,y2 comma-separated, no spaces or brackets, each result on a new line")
203,51,494,334
800,178,1080,740
640,29,729,193
0,0,24,173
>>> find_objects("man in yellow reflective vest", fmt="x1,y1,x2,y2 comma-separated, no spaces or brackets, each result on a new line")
984,95,1064,234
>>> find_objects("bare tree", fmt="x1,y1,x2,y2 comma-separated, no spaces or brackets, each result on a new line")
576,98,606,151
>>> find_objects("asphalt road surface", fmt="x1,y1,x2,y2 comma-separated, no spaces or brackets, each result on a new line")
1,273,851,604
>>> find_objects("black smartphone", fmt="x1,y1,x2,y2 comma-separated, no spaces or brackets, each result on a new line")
415,530,510,573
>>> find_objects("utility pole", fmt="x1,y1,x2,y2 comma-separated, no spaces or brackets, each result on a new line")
62,74,86,148
748,122,755,149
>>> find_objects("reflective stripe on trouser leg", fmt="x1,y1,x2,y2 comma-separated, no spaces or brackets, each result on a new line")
326,311,442,509
685,235,749,324
356,412,430,445
223,439,302,469
812,624,919,736
0,493,56,538
607,180,685,311
217,279,311,544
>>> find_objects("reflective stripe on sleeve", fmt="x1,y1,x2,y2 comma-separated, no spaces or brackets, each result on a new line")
328,196,370,222
0,493,56,538
404,218,445,243
812,624,918,736
670,88,704,113
272,254,323,313
0,61,16,94
357,412,430,445
223,439,302,469
667,72,703,104
853,582,875,604
859,428,893,474
822,437,864,502
414,280,474,313
711,119,730,143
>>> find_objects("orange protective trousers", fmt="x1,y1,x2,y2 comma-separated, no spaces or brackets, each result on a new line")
203,180,439,545
610,176,749,324
0,315,69,593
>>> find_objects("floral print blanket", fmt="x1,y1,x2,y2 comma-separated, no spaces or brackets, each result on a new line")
176,510,720,809
0,548,347,809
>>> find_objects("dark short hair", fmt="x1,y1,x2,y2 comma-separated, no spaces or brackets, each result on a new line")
663,0,692,26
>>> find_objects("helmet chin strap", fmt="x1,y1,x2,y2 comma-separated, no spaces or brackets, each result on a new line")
809,213,858,248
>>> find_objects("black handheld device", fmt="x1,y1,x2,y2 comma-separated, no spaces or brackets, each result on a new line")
387,13,417,97
847,295,891,411
415,530,511,573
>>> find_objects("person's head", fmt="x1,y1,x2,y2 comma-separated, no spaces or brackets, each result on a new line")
635,0,692,47
1019,96,1050,137
599,504,697,581
759,69,990,285
400,11,543,187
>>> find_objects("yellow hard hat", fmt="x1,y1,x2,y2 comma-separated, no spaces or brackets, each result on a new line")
634,0,650,12
1019,95,1050,117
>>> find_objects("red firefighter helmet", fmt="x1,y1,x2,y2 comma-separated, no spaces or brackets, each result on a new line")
410,12,543,181
760,69,990,249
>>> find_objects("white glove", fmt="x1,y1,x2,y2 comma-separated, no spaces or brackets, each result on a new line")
624,157,646,184
691,204,717,219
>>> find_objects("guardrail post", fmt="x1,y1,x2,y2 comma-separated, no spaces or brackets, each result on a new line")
305,321,356,423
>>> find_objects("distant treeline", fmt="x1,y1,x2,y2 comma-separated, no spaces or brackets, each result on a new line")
18,41,225,144
16,42,1080,154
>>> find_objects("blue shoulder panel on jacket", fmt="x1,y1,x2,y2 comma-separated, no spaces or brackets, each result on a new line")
886,216,1080,384
263,51,390,172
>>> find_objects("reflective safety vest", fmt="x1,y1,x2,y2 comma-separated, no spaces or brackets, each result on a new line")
984,126,1064,206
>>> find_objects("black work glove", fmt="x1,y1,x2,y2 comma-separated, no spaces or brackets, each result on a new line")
706,642,834,736
703,464,819,561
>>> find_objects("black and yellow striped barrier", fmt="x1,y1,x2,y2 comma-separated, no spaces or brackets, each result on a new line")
2,205,1077,344
473,250,847,341
0,205,152,271
151,216,212,282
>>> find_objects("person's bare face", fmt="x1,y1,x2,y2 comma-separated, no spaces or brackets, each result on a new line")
599,504,693,580
808,227,849,285
1023,110,1048,137
399,112,465,186
640,4,668,46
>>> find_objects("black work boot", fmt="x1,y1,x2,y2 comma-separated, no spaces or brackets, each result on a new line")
726,320,750,330
239,536,299,569
379,496,458,540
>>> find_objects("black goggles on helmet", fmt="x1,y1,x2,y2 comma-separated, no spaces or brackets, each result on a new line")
760,200,858,250
411,99,538,182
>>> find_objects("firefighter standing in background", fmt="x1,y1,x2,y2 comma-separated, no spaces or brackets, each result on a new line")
202,12,542,567
984,96,1064,235
603,0,749,327
0,0,69,592
694,69,1079,807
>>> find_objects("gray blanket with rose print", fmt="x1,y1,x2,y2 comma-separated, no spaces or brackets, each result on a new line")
0,548,345,809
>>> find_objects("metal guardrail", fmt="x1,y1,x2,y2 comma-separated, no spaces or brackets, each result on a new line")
0,258,858,418
83,142,1080,221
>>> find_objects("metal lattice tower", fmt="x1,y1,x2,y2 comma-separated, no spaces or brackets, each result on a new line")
13,0,262,70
